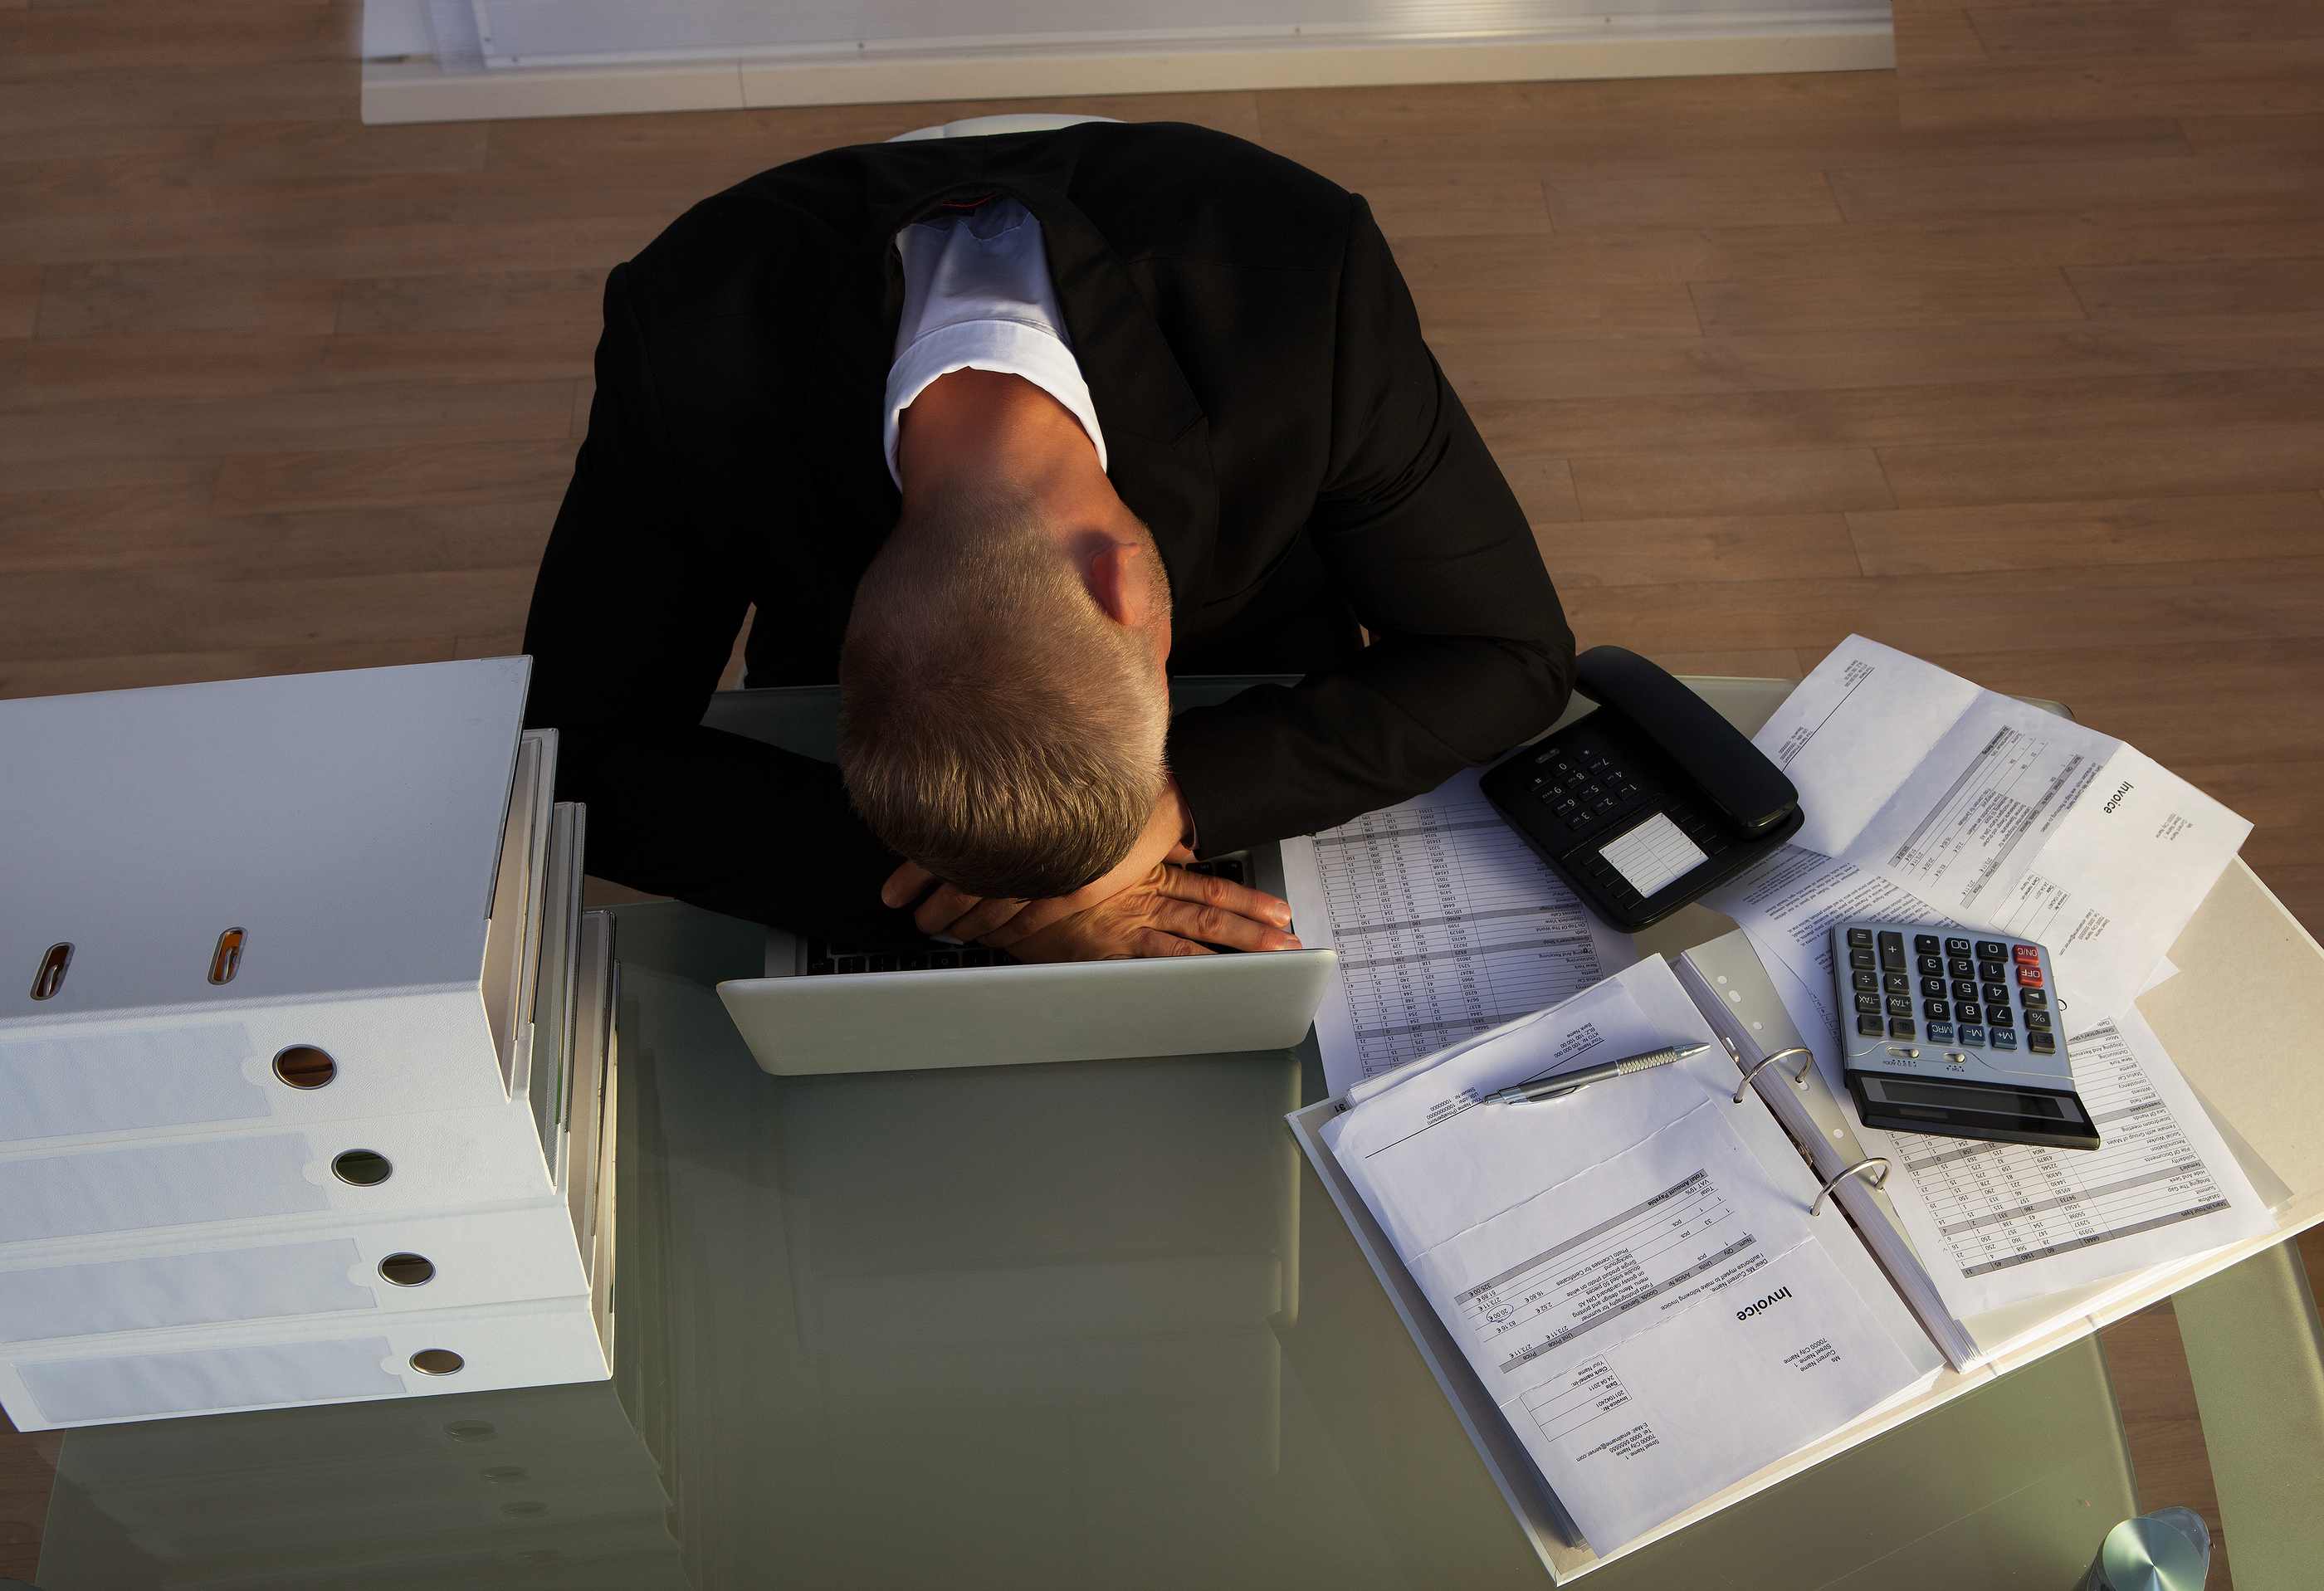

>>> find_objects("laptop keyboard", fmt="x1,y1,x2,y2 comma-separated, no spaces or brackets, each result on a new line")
806,856,1250,974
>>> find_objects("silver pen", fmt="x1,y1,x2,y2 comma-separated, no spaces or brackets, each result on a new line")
1480,1042,1710,1105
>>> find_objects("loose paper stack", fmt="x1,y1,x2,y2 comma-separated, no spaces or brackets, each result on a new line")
0,661,618,1429
1702,635,2251,1032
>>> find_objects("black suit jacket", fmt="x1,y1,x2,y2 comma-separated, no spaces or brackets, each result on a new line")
522,122,1575,944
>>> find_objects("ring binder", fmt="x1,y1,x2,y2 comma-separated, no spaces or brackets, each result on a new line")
1731,1046,1814,1105
0,661,620,1429
1810,1157,1891,1218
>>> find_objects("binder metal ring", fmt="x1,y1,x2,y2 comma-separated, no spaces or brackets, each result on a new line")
1810,1158,1891,1217
1732,1047,1814,1105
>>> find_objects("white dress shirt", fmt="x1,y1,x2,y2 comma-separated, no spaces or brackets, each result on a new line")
883,198,1107,489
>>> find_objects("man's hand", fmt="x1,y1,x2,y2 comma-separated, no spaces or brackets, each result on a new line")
881,774,1250,944
877,774,1301,958
994,861,1303,961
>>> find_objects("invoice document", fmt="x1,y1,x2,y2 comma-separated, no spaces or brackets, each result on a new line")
1321,959,1940,1552
1282,768,1635,1096
1745,945,2275,1317
1706,637,2249,1026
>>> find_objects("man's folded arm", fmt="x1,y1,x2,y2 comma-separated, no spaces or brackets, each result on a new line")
522,269,920,946
1168,195,1576,852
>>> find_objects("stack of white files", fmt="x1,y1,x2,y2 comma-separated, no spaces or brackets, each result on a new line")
0,660,620,1429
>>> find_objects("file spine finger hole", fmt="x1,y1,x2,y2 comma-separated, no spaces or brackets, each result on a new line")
408,1349,464,1375
378,1252,434,1286
28,941,72,1000
331,1149,393,1186
206,926,245,984
271,1045,337,1088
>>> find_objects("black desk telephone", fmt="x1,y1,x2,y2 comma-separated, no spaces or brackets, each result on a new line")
1480,647,1804,931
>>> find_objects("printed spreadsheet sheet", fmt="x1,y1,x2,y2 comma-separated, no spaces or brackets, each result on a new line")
1282,767,1635,1094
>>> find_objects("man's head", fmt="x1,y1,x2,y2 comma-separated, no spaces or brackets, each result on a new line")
838,481,1172,900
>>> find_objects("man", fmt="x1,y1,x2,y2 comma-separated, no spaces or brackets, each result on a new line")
522,120,1575,960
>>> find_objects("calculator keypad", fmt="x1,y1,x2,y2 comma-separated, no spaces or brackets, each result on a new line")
1833,924,2068,1067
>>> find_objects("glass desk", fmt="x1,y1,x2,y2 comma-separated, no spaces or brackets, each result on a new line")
32,676,2317,1589
33,917,2140,1590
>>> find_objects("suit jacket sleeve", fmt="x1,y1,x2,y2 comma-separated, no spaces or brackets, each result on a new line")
1164,197,1576,852
522,265,923,946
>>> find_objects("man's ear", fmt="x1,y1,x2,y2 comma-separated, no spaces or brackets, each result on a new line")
1084,539,1154,628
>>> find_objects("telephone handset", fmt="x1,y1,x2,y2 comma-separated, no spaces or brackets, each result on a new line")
1479,647,1804,931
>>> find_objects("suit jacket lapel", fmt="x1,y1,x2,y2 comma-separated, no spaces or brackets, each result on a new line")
1011,179,1218,616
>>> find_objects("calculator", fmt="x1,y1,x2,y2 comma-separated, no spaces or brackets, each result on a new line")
1830,922,2099,1151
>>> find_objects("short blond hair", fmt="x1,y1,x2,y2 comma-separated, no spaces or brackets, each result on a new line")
837,488,1170,900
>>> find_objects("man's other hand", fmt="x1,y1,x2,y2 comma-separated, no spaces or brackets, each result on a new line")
994,862,1304,961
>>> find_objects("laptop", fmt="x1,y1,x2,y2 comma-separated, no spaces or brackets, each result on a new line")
717,847,1336,1076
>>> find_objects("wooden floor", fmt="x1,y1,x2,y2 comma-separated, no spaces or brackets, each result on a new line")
2,0,2321,1583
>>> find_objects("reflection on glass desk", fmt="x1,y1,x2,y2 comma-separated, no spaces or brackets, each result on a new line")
40,674,2246,1591
37,909,2147,1591
35,1379,683,1590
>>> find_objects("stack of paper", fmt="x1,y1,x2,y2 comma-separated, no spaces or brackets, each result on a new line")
1701,635,2251,1032
0,661,619,1430
1309,959,1945,1554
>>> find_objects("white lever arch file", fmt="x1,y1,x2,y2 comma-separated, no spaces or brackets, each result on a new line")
0,661,620,1429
